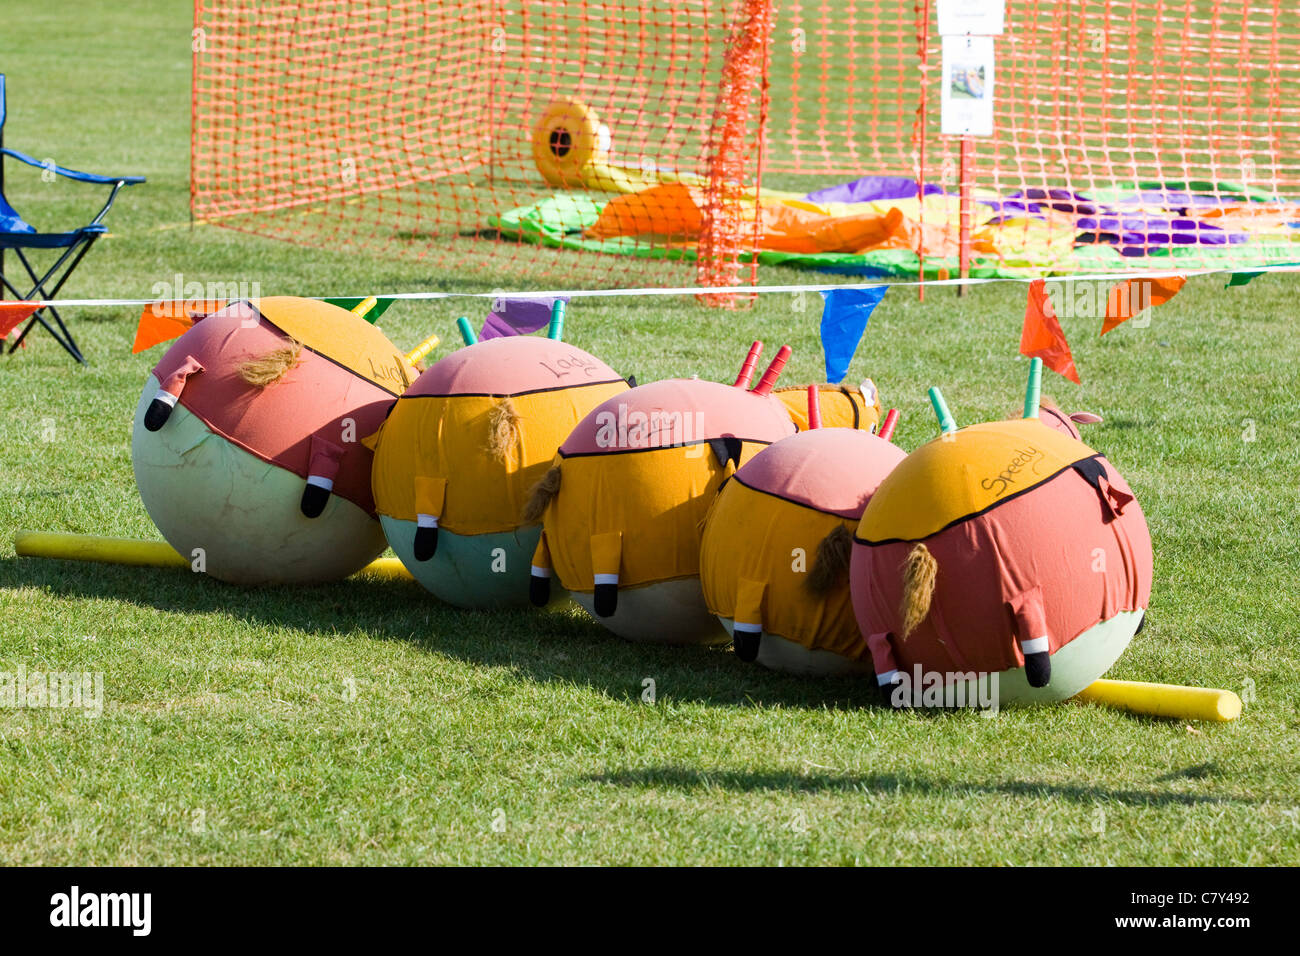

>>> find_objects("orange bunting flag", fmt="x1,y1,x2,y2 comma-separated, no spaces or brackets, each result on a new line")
1020,279,1080,385
132,300,226,353
1101,275,1186,335
1,302,41,339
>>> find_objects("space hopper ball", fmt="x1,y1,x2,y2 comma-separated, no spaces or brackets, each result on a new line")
132,297,416,584
775,380,882,432
849,362,1153,705
368,330,630,608
527,342,797,645
700,390,905,675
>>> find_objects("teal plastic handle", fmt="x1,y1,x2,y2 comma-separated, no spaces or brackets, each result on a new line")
1023,356,1043,419
547,299,566,341
456,316,477,346
929,386,957,434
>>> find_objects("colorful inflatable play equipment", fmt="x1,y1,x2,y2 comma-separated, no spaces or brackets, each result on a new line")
531,97,706,194
700,390,905,675
132,297,417,585
526,342,797,644
850,360,1153,705
493,175,1300,282
368,310,630,608
775,380,882,432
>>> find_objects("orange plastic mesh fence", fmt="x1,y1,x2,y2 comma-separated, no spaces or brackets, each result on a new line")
192,1,1300,294
697,0,774,303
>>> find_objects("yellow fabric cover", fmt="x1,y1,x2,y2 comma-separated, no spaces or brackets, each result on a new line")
414,476,447,518
254,296,417,395
857,419,1096,543
372,380,627,534
542,442,765,592
591,531,623,578
531,531,552,571
733,577,767,629
776,384,882,432
700,480,866,658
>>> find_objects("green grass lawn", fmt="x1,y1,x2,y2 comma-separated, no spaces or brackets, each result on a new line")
1,1,1298,865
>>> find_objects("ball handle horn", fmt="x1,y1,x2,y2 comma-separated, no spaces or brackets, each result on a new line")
547,299,566,342
405,333,441,368
806,386,822,429
928,387,957,434
349,296,379,319
1023,356,1043,419
876,408,899,442
751,344,792,396
733,341,763,388
455,316,478,346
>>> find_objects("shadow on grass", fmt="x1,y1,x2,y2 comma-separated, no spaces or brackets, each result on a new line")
0,555,887,711
1096,417,1147,431
585,766,1253,807
1155,762,1220,782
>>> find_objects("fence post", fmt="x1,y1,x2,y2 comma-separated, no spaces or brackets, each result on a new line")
958,135,974,297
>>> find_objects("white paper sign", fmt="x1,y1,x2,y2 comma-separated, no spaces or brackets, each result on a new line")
941,34,995,136
937,0,1006,36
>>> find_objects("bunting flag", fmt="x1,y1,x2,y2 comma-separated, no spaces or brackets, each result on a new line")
1020,279,1080,384
818,286,887,384
1226,271,1264,288
1227,262,1300,287
1101,275,1186,335
131,300,228,353
323,296,395,321
479,295,569,341
1,302,41,339
130,296,397,354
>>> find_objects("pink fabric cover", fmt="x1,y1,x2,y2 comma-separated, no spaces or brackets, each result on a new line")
407,336,623,398
560,379,796,455
733,428,906,519
851,457,1152,676
151,307,393,513
160,355,205,397
1039,406,1082,440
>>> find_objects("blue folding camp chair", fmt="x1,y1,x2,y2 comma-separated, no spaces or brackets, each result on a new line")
0,74,145,363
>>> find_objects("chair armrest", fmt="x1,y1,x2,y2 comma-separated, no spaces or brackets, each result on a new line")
0,146,145,185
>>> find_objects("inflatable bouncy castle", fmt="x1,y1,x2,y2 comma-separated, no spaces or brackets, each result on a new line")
132,297,416,585
526,342,796,644
850,363,1153,705
700,390,905,675
369,330,629,608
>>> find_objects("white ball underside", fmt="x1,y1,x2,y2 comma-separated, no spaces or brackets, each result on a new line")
131,375,387,585
717,618,876,677
572,578,728,645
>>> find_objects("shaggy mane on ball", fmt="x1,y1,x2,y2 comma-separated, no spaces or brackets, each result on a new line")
807,524,852,594
486,398,521,460
522,465,561,524
239,339,304,387
899,542,938,639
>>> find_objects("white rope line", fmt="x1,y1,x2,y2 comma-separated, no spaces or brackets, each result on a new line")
23,262,1300,309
